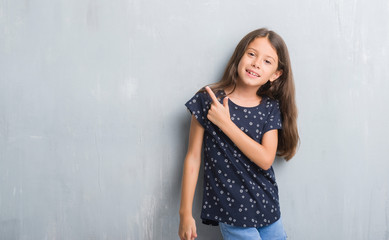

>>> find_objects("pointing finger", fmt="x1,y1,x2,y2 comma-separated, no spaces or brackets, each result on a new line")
223,96,229,108
205,86,219,104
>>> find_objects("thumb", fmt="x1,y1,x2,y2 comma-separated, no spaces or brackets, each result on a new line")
193,226,198,238
223,97,229,108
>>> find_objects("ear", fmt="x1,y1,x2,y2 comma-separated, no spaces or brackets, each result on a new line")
270,70,283,82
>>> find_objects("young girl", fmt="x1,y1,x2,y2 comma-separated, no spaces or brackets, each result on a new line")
179,28,299,240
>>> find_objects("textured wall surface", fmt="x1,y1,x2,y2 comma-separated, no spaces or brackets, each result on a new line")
1,0,389,239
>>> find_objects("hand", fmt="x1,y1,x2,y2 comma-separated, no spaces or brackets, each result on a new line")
178,215,197,240
205,86,231,128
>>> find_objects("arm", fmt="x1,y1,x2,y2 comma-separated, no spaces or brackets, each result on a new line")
205,86,278,171
220,121,278,171
178,115,204,240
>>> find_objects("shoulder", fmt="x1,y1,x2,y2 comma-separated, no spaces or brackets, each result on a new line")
192,89,211,104
185,89,212,112
262,97,283,130
194,88,225,103
263,96,280,110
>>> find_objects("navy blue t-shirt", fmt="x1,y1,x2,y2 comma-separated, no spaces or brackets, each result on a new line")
185,89,283,228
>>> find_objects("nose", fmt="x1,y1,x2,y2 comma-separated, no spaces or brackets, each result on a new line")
252,59,261,69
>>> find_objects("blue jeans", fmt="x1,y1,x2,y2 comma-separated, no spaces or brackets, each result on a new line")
219,218,287,240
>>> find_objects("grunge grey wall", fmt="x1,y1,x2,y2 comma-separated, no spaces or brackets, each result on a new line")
1,0,389,239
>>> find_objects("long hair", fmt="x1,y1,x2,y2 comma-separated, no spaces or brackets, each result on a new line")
200,28,299,160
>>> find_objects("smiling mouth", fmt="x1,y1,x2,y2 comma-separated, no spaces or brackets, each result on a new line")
246,70,260,77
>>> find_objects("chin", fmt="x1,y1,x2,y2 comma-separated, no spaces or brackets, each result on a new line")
241,79,262,88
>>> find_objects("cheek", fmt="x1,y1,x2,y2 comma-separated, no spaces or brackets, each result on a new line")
268,65,278,74
238,57,244,66
237,60,244,73
238,55,250,67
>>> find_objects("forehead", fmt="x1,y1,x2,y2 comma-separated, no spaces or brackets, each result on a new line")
246,37,278,59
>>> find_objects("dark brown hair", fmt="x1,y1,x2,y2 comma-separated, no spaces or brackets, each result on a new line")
200,28,299,160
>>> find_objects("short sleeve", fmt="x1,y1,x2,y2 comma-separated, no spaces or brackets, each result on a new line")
185,91,210,128
263,99,282,133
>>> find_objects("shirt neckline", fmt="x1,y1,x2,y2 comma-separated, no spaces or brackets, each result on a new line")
221,89,267,109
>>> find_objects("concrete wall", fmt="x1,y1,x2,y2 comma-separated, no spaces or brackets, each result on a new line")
1,0,389,239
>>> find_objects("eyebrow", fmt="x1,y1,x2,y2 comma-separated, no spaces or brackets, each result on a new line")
247,48,276,61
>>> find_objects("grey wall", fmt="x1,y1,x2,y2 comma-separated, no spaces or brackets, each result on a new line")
1,0,389,239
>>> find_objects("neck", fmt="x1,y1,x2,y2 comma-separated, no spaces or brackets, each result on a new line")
226,82,260,100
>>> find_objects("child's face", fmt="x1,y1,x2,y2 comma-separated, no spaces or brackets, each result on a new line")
237,37,282,88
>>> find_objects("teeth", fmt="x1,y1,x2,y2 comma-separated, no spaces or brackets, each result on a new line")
248,71,259,77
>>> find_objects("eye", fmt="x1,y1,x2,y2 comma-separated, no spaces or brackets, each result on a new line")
248,52,255,57
265,60,272,64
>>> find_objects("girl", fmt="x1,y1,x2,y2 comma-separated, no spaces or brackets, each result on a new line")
179,28,299,240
